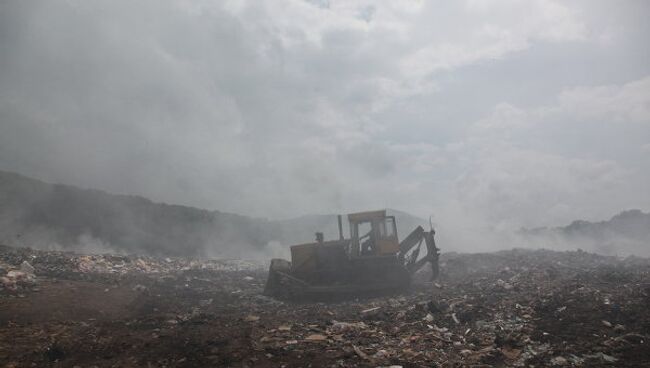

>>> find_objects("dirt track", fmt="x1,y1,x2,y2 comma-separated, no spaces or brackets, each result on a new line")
1,245,649,367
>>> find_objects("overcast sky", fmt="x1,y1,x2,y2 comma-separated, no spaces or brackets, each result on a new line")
1,1,649,235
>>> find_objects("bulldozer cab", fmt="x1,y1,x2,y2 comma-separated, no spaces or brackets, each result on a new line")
348,210,399,257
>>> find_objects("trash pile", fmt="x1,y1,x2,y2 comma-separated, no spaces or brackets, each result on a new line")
0,260,38,294
0,245,648,367
0,244,262,284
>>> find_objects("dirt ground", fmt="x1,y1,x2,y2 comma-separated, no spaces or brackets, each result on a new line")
1,245,649,367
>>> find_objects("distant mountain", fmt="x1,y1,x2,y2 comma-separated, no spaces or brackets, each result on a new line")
520,209,650,256
0,170,428,258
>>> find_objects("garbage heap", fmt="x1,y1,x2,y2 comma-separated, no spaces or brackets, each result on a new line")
0,244,648,367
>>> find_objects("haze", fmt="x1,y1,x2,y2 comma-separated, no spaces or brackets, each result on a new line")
1,1,649,245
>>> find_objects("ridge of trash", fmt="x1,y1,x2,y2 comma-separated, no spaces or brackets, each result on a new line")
1,244,648,367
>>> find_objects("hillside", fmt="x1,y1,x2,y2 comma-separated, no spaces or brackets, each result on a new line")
0,171,429,258
0,171,280,257
520,209,650,256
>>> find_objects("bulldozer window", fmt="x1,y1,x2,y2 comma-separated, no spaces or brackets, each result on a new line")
378,220,387,237
356,221,376,255
358,221,372,240
379,217,396,239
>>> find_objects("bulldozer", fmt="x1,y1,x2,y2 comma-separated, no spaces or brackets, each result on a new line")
264,209,440,300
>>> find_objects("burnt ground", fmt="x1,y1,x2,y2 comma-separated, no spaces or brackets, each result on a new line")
0,245,649,367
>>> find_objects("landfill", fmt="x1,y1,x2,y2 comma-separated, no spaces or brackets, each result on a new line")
0,244,648,367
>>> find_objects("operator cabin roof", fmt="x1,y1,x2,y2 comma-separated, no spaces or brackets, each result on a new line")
347,210,387,223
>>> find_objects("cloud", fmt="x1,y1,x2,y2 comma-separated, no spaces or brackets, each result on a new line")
455,146,631,227
400,0,586,79
556,76,650,123
453,76,650,233
0,0,648,240
470,103,531,139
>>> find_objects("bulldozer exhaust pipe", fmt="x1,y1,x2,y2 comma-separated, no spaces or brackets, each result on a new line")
337,214,344,240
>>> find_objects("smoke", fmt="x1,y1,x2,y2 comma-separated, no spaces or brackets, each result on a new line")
1,228,124,255
0,1,649,257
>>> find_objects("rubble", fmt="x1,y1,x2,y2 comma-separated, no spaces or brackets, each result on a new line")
330,321,367,333
304,334,328,342
550,356,568,365
0,245,648,367
1,258,37,294
19,261,35,274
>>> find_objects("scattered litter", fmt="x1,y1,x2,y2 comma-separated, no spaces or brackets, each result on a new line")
243,315,260,322
20,261,35,274
329,321,367,333
132,284,147,292
551,356,568,365
451,313,460,324
501,347,521,360
352,345,372,361
1,245,648,366
304,334,327,342
360,306,381,314
277,325,292,331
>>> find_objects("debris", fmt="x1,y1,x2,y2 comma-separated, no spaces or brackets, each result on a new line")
329,321,367,333
352,345,372,361
277,325,292,331
495,279,513,290
199,298,213,307
373,349,390,359
600,353,618,363
0,244,648,367
132,284,147,292
583,352,618,363
451,313,460,324
551,356,568,365
432,325,448,333
20,261,35,274
501,347,521,360
360,306,381,314
304,334,327,342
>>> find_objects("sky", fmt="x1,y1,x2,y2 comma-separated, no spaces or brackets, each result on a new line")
1,0,649,239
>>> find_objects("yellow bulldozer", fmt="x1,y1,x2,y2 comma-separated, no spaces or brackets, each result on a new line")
264,209,440,300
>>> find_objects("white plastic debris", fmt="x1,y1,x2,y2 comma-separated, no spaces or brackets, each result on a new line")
451,313,460,324
20,261,35,275
550,356,568,366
